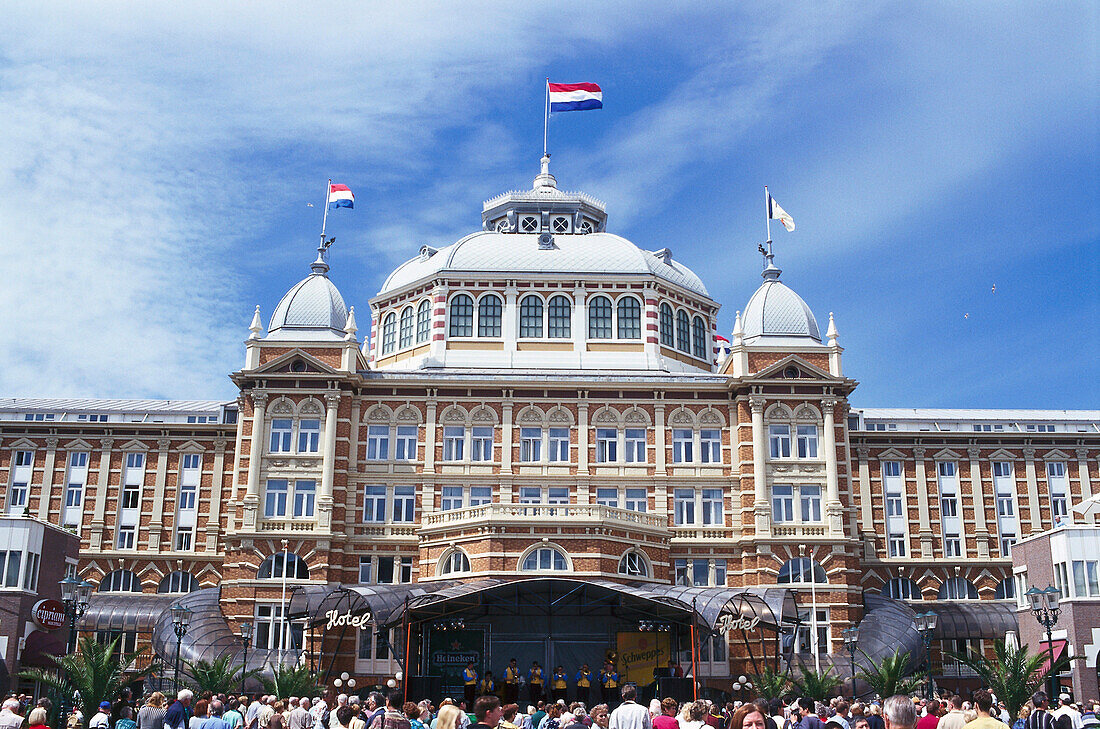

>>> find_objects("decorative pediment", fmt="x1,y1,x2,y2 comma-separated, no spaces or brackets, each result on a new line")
395,406,422,423
794,404,822,420
62,438,96,451
875,447,909,461
987,448,1017,461
932,448,962,461
441,405,468,424
517,406,545,425
765,403,793,420
177,440,206,453
252,348,338,375
668,408,695,426
118,439,150,452
593,407,620,425
298,398,324,415
7,437,40,449
470,406,497,424
547,407,573,425
699,408,724,425
754,353,836,381
365,405,393,423
269,397,295,415
624,407,650,425
1043,449,1071,461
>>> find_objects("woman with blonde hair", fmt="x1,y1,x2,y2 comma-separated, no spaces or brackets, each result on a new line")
677,702,707,729
435,705,466,729
137,694,167,729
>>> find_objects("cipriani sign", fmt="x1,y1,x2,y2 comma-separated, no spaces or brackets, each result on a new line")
325,609,373,631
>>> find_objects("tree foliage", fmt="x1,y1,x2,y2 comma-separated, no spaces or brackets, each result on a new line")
856,649,924,699
20,636,154,721
950,640,1075,718
752,665,791,700
183,654,262,694
261,664,321,698
792,664,841,702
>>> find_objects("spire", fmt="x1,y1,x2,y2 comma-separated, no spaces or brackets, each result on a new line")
533,153,557,190
248,306,263,340
826,312,839,346
732,310,744,346
344,306,358,341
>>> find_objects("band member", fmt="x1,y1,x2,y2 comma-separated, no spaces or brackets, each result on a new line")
574,664,594,706
527,661,544,703
503,658,520,703
463,661,478,707
551,666,568,702
478,670,496,697
599,661,618,705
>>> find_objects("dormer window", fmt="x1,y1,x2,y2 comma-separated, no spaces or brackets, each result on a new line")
495,219,511,233
552,216,570,233
520,216,539,232
579,220,594,234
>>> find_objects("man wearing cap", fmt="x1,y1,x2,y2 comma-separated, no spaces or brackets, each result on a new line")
89,703,112,729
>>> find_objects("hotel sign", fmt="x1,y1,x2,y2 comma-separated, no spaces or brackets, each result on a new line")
325,609,372,631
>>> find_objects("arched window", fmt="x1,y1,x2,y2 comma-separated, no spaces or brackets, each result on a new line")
521,546,568,571
616,297,641,339
399,307,414,349
158,571,199,594
994,578,1015,600
99,569,142,593
478,295,503,337
692,316,707,359
449,294,473,337
588,296,612,339
675,310,690,352
618,551,649,577
776,558,827,584
937,577,978,600
258,553,310,580
659,304,674,347
882,578,921,600
548,295,572,338
381,313,397,355
416,300,431,343
519,295,544,338
439,550,471,575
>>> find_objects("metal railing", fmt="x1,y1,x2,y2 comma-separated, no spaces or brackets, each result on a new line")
422,502,667,529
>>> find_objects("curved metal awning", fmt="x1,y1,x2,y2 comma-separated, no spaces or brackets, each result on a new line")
289,582,462,627
640,584,797,632
928,600,1019,640
80,593,173,633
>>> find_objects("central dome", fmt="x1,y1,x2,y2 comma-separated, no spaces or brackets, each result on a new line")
741,272,821,343
268,259,349,340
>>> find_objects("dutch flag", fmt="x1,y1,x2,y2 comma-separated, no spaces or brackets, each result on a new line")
327,183,354,210
549,82,603,112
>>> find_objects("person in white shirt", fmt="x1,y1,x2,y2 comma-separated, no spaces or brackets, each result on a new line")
89,703,112,729
1053,698,1083,729
608,687,652,729
0,699,26,729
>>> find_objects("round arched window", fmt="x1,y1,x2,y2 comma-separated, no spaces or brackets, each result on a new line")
618,551,649,577
938,577,978,600
776,558,827,584
258,553,309,580
521,546,568,571
439,550,471,575
99,569,142,593
882,577,920,600
158,571,199,594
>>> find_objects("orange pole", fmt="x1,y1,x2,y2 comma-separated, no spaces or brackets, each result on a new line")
404,619,412,703
690,622,698,700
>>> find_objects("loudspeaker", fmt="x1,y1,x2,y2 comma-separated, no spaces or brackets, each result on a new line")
655,677,694,703
406,676,443,702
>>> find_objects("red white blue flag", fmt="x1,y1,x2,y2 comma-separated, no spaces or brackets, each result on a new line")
549,82,602,112
327,183,354,210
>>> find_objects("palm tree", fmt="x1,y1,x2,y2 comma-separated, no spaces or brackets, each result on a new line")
261,664,320,698
792,664,841,702
856,649,924,699
183,654,262,694
752,665,791,700
20,635,155,721
950,640,1075,718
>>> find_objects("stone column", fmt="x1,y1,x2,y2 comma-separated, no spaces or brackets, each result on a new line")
577,398,590,472
504,282,518,366
429,283,449,361
318,391,341,531
37,437,59,522
643,285,660,367
967,446,990,558
148,438,172,551
821,397,843,535
89,438,114,551
424,396,438,470
1023,446,1041,534
573,284,587,363
856,445,873,538
1077,448,1094,525
655,402,667,472
243,391,267,530
208,438,227,551
750,395,770,536
913,447,934,558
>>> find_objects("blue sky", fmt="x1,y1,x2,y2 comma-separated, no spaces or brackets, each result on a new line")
1,2,1097,407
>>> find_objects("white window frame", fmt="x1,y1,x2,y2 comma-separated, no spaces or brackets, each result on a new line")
673,488,695,525
392,485,416,522
363,485,387,522
394,425,418,461
700,429,721,464
672,429,693,463
1047,462,1068,520
772,484,794,522
264,479,289,518
596,428,617,463
549,428,570,462
520,427,542,462
624,428,646,463
624,487,647,512
796,425,819,458
470,426,494,462
64,452,89,527
270,419,293,453
366,425,390,461
701,488,723,525
297,418,321,453
442,426,465,461
293,479,316,517
769,424,791,458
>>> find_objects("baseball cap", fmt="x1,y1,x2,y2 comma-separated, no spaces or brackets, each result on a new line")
100,702,111,710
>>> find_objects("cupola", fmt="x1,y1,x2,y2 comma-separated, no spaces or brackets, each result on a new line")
481,155,608,236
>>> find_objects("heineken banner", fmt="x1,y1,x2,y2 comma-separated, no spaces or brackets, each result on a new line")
428,628,486,697
615,631,670,685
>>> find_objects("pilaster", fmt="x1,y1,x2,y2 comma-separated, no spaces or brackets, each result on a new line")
913,447,933,558
967,445,990,558
37,437,59,522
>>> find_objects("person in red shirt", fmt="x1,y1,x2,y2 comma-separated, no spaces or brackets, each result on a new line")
652,699,679,729
915,701,940,729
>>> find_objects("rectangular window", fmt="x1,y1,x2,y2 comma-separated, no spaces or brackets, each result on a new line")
772,485,794,522
22,552,40,592
1048,462,1068,519
116,526,136,550
715,559,727,586
941,494,959,517
702,488,723,525
1088,561,1099,597
596,488,618,508
547,487,569,505
363,485,386,522
800,484,822,522
175,531,193,551
470,427,494,462
298,419,321,453
122,452,144,509
366,425,390,460
796,425,819,458
1000,535,1015,557
693,560,709,587
520,428,542,462
442,426,464,461
255,604,302,651
293,480,315,517
549,428,570,462
518,487,542,504
596,428,617,463
944,534,962,557
0,551,20,587
672,429,693,463
674,558,689,586
624,428,646,463
624,488,647,512
769,425,791,458
358,557,372,584
64,452,89,527
377,556,394,584
392,486,415,522
469,486,492,506
374,556,414,584
270,419,293,452
888,533,906,557
886,492,903,517
394,426,418,461
265,479,288,517
700,429,721,464
1072,561,1086,598
673,488,695,525
441,486,463,511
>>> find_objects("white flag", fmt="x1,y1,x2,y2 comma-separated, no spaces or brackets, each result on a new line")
768,194,795,232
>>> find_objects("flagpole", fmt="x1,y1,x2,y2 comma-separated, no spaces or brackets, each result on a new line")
319,178,331,254
543,78,550,157
764,186,772,254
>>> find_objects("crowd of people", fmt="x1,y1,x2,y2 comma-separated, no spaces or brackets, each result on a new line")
1,684,1098,729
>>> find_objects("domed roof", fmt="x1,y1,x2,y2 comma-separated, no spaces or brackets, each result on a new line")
741,265,821,344
268,258,349,340
379,231,709,298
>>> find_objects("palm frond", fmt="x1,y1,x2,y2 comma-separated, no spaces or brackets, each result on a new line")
792,665,841,702
856,649,924,699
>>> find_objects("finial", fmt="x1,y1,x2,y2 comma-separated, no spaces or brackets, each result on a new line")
311,237,334,275
344,307,358,341
827,312,839,346
534,153,557,190
248,306,263,340
732,310,744,346
759,239,781,281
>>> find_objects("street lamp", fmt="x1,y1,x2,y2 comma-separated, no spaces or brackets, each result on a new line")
239,621,254,695
1027,586,1062,700
914,611,938,700
58,577,94,720
170,602,193,695
842,626,860,702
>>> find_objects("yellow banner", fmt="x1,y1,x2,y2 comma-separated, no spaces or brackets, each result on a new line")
615,631,670,685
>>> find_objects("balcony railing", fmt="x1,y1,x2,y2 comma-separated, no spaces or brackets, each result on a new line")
353,524,418,538
257,519,316,532
422,503,667,531
670,526,736,541
772,524,828,538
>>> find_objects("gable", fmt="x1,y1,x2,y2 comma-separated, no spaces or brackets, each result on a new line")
753,353,835,381
252,348,338,375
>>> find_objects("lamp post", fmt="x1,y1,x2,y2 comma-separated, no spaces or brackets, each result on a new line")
170,602,193,695
914,611,938,700
842,626,860,702
58,577,94,719
240,621,254,695
1027,585,1062,700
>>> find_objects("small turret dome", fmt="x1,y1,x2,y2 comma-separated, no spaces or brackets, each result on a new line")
267,255,349,340
741,254,821,344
